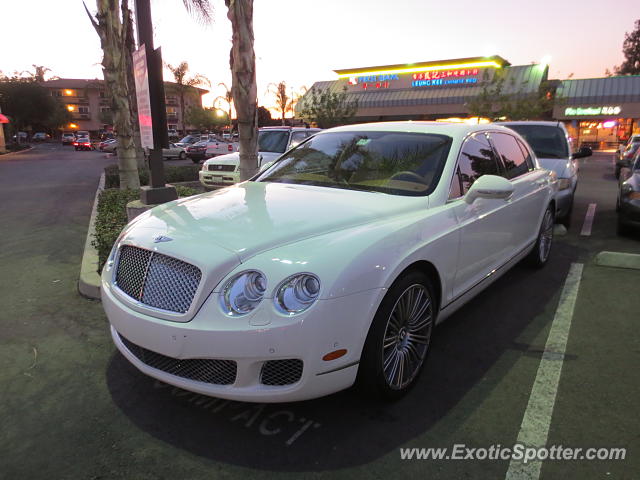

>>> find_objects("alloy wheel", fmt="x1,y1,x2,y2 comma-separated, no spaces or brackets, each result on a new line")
539,209,554,263
381,284,433,390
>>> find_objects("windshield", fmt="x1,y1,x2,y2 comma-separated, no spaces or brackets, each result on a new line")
256,131,452,196
258,130,290,153
505,124,569,159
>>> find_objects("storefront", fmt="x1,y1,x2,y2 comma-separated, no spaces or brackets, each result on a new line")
553,75,640,149
301,56,548,123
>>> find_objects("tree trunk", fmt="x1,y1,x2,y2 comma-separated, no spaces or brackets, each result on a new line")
87,0,140,189
226,0,258,181
180,88,185,134
122,0,145,169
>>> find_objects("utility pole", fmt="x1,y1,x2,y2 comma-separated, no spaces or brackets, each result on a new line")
134,0,177,204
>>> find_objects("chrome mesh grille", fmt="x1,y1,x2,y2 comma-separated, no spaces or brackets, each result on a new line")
119,333,237,385
260,359,303,386
208,164,235,172
115,245,201,314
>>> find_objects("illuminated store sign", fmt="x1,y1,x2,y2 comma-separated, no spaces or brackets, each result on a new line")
349,74,399,90
564,106,622,116
411,68,480,88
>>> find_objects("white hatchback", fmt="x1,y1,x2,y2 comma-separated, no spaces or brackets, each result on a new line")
102,122,557,402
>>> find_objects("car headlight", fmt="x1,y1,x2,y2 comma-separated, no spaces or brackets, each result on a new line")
558,178,572,190
274,273,321,315
220,270,267,316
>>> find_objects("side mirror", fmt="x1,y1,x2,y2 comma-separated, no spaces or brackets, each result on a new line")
571,146,592,159
465,175,514,204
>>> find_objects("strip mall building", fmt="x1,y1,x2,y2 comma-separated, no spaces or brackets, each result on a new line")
301,55,640,148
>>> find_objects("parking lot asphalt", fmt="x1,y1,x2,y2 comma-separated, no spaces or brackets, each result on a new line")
0,145,637,479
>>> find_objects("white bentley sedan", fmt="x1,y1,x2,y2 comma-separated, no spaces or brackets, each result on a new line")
101,122,557,402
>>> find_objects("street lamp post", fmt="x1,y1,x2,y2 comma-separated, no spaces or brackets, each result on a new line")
134,0,177,205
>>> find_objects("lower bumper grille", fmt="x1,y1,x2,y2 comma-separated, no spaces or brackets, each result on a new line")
260,359,303,386
118,333,237,385
208,164,235,172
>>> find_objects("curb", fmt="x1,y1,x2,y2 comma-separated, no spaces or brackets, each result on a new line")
0,146,34,158
78,172,105,300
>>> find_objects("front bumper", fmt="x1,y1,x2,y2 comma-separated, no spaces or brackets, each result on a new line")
618,198,640,228
102,280,383,402
199,170,239,188
187,152,206,161
554,184,575,218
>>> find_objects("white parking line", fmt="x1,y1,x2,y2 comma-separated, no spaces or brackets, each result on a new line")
580,203,597,236
505,263,584,480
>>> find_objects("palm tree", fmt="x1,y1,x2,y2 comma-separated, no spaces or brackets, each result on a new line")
166,61,210,134
266,81,289,125
84,0,140,189
226,0,259,181
213,82,234,133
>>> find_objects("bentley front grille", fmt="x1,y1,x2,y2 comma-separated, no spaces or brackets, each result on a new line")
115,245,201,314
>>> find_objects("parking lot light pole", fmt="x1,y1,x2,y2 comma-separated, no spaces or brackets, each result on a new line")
134,0,177,205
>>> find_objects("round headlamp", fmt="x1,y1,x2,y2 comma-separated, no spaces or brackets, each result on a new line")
274,273,321,315
220,270,267,316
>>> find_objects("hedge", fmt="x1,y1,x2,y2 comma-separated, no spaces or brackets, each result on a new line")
104,164,200,189
92,186,198,271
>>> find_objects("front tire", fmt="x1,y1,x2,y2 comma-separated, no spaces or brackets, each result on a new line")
179,151,186,160
527,205,554,268
358,270,436,401
191,158,200,164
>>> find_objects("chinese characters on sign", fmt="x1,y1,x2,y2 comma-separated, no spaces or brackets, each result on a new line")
411,68,480,88
132,45,154,149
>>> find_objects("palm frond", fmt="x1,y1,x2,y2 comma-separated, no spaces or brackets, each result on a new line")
182,0,213,25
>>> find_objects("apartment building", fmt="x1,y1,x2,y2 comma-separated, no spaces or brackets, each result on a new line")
41,78,208,135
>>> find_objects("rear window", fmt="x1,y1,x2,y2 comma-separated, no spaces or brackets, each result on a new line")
258,130,290,153
505,124,569,159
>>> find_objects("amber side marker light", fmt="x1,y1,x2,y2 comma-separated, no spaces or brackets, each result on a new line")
323,349,347,361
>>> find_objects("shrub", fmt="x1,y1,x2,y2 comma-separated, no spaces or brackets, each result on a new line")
92,186,199,271
103,164,200,189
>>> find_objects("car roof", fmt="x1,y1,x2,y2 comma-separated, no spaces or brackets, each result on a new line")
325,121,515,137
259,126,322,132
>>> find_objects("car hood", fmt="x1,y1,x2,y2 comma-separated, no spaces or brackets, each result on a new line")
537,157,571,178
203,151,282,167
127,181,424,263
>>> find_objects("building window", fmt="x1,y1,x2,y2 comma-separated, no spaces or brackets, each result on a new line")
99,91,106,98
78,107,90,114
100,106,110,113
168,124,177,130
64,89,75,96
166,106,177,114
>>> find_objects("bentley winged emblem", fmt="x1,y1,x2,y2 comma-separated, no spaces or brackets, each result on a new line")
153,235,173,243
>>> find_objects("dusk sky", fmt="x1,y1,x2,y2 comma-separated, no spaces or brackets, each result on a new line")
1,0,638,115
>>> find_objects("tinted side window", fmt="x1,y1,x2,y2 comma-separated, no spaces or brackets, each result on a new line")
516,139,535,170
450,134,501,198
289,131,308,148
490,133,529,179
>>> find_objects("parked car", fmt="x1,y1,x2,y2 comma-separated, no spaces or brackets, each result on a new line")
174,134,202,148
61,132,76,145
99,139,117,151
162,143,187,160
76,130,90,139
617,134,640,159
102,140,118,153
101,122,557,402
32,132,50,141
12,131,28,142
74,137,93,151
199,127,321,188
185,140,208,162
616,138,640,179
498,121,591,226
616,151,640,235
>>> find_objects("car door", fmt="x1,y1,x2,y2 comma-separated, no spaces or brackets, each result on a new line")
488,132,548,250
449,132,516,300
